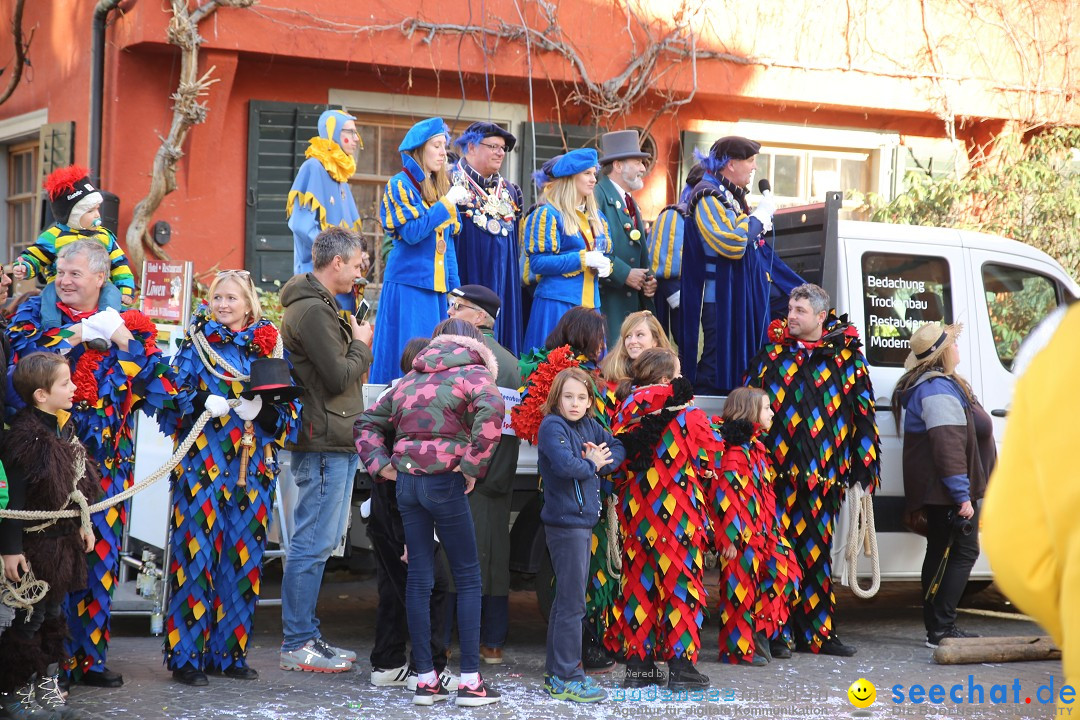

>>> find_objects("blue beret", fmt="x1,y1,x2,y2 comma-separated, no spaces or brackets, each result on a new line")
399,117,451,153
318,110,356,146
551,148,598,178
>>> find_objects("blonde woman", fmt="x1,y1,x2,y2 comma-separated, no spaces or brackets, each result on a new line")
371,117,468,383
601,310,672,392
522,148,612,352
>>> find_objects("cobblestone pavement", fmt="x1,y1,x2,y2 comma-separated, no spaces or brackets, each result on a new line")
66,573,1067,720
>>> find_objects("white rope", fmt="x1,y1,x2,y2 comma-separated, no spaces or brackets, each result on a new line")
841,483,880,598
191,327,284,381
605,496,622,578
0,566,49,611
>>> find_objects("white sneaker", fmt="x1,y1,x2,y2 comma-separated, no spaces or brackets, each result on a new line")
370,664,411,687
313,637,357,663
280,639,352,673
406,668,459,692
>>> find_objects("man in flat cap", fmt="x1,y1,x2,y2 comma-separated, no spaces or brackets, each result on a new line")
451,124,524,355
678,135,803,394
447,284,521,665
595,130,657,343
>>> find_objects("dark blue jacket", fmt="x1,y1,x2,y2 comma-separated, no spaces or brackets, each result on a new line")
537,413,625,529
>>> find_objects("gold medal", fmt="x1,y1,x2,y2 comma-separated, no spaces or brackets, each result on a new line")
629,229,642,241
436,238,447,254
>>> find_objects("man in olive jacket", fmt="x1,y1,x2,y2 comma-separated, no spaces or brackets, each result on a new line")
279,227,373,672
447,285,520,663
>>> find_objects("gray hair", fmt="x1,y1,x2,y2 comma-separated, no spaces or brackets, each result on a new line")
790,283,830,315
312,227,365,271
57,239,110,274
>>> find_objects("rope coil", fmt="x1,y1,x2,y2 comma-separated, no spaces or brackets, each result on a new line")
840,483,881,598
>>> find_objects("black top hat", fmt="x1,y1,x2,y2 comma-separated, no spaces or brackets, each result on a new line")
599,130,651,165
242,358,304,403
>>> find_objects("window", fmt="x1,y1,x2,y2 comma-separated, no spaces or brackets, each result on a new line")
981,263,1060,371
6,140,38,260
861,252,953,367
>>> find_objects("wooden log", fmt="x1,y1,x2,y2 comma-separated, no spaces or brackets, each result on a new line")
935,637,1060,665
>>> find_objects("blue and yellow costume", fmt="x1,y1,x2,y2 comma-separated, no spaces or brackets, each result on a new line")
6,299,185,681
156,305,300,674
370,117,461,384
287,109,362,310
20,224,136,302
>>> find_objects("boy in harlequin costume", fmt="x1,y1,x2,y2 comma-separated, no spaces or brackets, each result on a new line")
286,109,365,310
744,283,880,657
711,387,801,667
5,239,186,688
14,165,136,308
155,271,301,686
605,348,717,690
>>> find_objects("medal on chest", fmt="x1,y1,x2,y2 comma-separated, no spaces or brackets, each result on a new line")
454,164,516,237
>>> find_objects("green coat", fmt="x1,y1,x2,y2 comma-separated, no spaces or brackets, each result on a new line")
468,329,521,597
595,174,655,344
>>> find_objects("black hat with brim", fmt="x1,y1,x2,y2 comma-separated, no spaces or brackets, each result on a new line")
242,358,305,403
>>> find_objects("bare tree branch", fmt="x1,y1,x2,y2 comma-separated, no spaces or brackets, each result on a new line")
0,0,35,107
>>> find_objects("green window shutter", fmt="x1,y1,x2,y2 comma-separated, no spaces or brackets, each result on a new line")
519,122,605,209
245,101,327,290
38,121,75,229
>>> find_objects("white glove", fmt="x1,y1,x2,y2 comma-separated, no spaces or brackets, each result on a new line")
750,195,777,232
583,250,608,270
597,259,613,278
82,307,125,343
666,290,681,309
204,395,230,419
235,395,264,422
78,320,107,344
443,185,469,206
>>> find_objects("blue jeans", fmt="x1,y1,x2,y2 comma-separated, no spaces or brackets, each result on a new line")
545,524,592,681
397,472,482,674
281,451,357,651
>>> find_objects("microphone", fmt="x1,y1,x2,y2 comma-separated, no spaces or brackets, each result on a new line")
758,178,772,197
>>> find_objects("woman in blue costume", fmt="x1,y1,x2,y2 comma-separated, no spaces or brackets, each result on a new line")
522,149,612,352
157,270,300,686
370,117,466,384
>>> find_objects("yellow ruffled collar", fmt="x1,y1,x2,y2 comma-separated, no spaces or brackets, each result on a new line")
306,138,356,183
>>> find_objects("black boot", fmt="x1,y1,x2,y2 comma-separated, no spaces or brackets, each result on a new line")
623,658,665,688
770,637,792,659
667,657,709,690
582,632,615,674
753,631,772,662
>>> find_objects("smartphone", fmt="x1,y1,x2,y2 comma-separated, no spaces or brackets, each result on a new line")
353,298,372,324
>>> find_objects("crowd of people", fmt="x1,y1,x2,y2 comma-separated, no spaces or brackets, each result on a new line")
0,107,1027,718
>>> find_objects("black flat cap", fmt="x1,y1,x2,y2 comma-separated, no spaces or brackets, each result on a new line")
710,136,761,161
451,284,501,319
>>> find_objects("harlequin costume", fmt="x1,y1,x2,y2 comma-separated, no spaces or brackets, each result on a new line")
451,123,525,355
0,407,100,694
155,305,300,675
286,109,363,310
711,418,801,664
370,117,462,384
744,313,880,653
603,377,717,666
6,300,185,681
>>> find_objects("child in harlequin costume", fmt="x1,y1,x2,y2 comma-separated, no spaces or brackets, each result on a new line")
14,165,136,308
521,149,613,352
0,354,98,718
287,109,364,310
5,239,186,687
370,117,466,384
744,284,880,656
711,387,801,667
510,306,617,673
537,367,624,703
156,272,301,686
605,348,717,690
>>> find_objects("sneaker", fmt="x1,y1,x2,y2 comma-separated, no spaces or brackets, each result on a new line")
667,657,709,690
623,659,665,688
406,668,459,692
0,683,56,720
926,626,980,649
456,675,501,707
480,645,504,664
582,642,615,674
545,674,606,703
413,678,450,706
33,675,70,711
370,664,411,687
280,639,353,673
313,638,357,663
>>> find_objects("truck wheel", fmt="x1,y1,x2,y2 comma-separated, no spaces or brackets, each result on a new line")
535,534,554,622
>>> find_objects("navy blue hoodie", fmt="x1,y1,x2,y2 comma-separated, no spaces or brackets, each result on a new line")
537,413,625,529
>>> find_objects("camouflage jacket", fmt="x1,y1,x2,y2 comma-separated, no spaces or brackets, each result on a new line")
355,334,505,479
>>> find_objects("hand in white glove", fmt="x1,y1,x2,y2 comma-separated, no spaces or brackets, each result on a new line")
78,320,107,345
583,250,608,270
443,185,469,206
750,195,777,232
82,307,125,343
204,395,231,419
596,259,613,278
235,395,264,422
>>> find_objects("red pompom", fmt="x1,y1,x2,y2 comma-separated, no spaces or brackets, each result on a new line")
767,318,789,343
252,324,278,357
43,165,92,201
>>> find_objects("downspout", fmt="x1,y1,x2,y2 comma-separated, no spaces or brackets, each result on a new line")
90,0,124,184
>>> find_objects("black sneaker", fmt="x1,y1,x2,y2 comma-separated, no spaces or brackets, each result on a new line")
456,676,501,707
926,626,980,649
667,657,709,690
623,659,665,688
413,677,450,706
770,638,792,659
583,643,615,674
818,636,858,657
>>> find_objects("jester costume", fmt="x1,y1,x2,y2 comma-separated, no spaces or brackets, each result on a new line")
745,314,880,652
6,300,184,681
711,418,801,663
156,305,300,674
510,345,618,646
604,377,716,663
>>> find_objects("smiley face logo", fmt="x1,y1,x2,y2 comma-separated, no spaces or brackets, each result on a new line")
848,678,876,708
